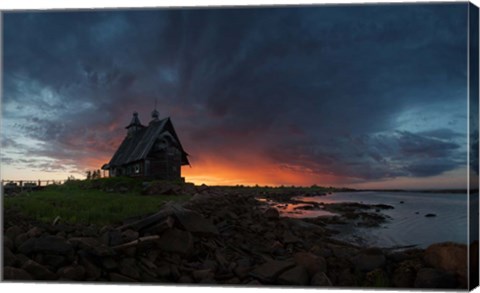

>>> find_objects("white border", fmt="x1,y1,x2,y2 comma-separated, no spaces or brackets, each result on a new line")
1,1,479,293
0,0,478,10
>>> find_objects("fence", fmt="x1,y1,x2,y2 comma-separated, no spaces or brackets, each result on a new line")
1,179,66,194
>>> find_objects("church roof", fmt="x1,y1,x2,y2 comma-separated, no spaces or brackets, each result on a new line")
108,117,189,167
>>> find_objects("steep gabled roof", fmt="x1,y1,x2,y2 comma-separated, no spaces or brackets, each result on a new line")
108,117,189,167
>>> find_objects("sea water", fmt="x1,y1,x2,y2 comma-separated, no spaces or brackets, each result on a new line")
290,191,469,249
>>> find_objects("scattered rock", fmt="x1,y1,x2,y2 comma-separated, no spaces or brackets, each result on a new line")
365,268,390,287
26,227,43,238
278,265,309,286
310,272,332,286
4,247,18,267
4,236,14,251
109,272,137,282
352,248,386,272
69,237,114,256
22,259,57,280
264,208,280,220
14,233,29,249
42,254,67,269
250,260,296,283
6,225,23,241
119,258,141,280
3,266,33,280
392,266,416,288
293,252,327,276
157,228,193,255
19,235,73,255
58,265,86,281
193,269,214,282
171,206,219,236
79,255,101,280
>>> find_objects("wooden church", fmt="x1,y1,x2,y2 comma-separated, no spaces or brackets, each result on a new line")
102,109,189,180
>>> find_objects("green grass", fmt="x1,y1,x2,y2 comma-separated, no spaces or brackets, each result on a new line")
4,182,189,225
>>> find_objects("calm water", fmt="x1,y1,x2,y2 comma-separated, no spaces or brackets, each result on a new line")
290,191,469,248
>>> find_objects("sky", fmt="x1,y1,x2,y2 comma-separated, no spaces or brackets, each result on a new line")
1,3,474,188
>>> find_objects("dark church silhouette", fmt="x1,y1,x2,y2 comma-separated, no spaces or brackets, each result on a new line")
102,109,189,180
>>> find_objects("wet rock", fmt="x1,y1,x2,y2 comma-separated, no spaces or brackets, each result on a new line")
58,265,86,281
4,247,18,266
278,265,309,286
157,228,193,255
19,235,73,255
352,248,386,272
3,266,33,280
425,213,436,218
250,260,296,283
414,268,456,288
22,259,57,280
424,242,467,287
264,208,280,220
310,272,333,286
293,252,327,276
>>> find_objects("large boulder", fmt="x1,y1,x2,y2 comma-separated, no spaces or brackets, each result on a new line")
424,242,467,287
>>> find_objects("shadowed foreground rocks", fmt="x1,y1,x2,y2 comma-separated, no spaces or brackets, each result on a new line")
3,188,469,289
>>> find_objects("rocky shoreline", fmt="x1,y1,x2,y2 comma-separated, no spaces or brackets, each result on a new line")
3,186,470,289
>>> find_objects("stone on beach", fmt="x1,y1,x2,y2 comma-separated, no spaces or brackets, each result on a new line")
250,260,296,283
157,228,193,255
277,265,309,286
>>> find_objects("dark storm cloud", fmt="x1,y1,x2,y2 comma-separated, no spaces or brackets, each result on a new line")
2,3,469,181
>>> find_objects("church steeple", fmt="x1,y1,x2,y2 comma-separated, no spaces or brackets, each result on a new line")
151,99,159,122
126,112,145,136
